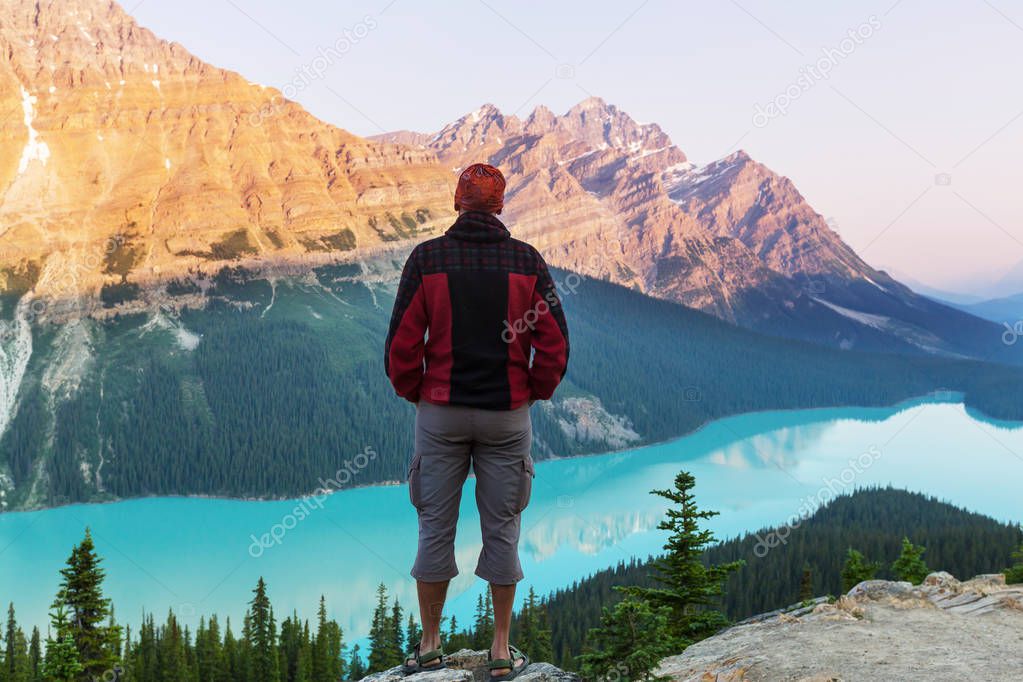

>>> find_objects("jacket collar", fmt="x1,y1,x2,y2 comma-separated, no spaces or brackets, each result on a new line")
445,211,511,243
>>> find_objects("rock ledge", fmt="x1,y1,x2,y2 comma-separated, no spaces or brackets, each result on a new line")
361,649,579,682
658,572,1023,681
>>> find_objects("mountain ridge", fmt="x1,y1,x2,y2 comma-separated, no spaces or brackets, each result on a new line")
0,0,1015,370
0,0,455,303
374,98,1018,363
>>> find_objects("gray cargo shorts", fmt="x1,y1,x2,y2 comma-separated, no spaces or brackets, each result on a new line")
408,401,534,585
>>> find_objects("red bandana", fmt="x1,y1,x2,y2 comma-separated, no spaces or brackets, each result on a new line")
454,163,506,214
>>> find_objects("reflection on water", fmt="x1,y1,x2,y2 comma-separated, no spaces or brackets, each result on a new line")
521,509,663,561
1,395,1020,648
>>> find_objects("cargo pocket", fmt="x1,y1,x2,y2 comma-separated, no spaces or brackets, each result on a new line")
516,457,535,513
408,454,423,510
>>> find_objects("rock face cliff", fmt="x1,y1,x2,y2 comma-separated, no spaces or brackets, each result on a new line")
377,100,1018,361
379,100,787,322
657,572,1023,681
0,0,454,302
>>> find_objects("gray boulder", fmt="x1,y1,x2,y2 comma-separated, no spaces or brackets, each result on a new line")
360,650,580,682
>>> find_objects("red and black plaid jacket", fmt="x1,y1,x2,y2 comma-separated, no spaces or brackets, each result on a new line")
385,211,570,410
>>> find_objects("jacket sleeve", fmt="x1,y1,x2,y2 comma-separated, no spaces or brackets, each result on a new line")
384,249,428,403
528,254,570,400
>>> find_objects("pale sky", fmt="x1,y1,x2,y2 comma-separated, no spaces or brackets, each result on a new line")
131,0,1023,296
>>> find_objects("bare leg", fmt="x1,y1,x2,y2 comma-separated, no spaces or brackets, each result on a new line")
414,579,449,665
490,582,518,675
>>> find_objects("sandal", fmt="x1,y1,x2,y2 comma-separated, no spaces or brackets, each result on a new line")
487,644,530,681
401,642,446,675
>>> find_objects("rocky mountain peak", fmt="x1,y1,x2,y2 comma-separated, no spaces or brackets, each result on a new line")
0,0,454,304
523,104,556,134
427,103,519,163
379,97,1016,362
3,0,190,85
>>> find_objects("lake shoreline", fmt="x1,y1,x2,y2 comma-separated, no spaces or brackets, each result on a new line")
4,397,1022,642
3,391,1015,516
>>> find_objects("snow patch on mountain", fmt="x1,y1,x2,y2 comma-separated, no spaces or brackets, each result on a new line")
813,297,890,330
17,86,51,175
140,311,201,350
814,297,956,355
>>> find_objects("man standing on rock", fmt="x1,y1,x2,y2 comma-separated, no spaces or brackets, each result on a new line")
385,163,569,679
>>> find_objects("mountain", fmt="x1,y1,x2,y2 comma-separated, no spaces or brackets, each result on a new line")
992,259,1023,298
0,0,1012,365
0,0,454,307
877,268,986,306
3,264,1022,511
375,100,1019,363
954,292,1023,326
2,0,1022,510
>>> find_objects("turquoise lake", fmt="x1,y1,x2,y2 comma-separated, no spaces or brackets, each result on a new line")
1,396,1021,646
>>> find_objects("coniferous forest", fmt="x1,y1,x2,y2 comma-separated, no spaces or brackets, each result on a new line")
4,267,1023,509
0,529,555,681
3,486,1020,678
537,487,1022,669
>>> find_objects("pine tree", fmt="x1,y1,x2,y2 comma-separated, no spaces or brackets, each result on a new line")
441,615,454,650
516,588,553,663
311,597,343,682
119,624,133,682
222,619,239,682
389,600,404,663
5,602,16,680
472,592,494,650
278,612,310,682
577,599,674,682
106,607,122,661
249,578,281,682
1005,543,1023,584
621,471,742,647
132,613,158,682
196,615,225,682
404,615,421,653
28,627,41,682
347,644,366,680
367,585,399,672
298,619,315,682
841,549,882,592
156,610,189,682
311,600,327,682
51,529,121,679
4,604,32,682
798,563,814,602
42,607,84,682
891,537,929,585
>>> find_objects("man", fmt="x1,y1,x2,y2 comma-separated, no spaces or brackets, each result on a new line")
385,163,569,678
